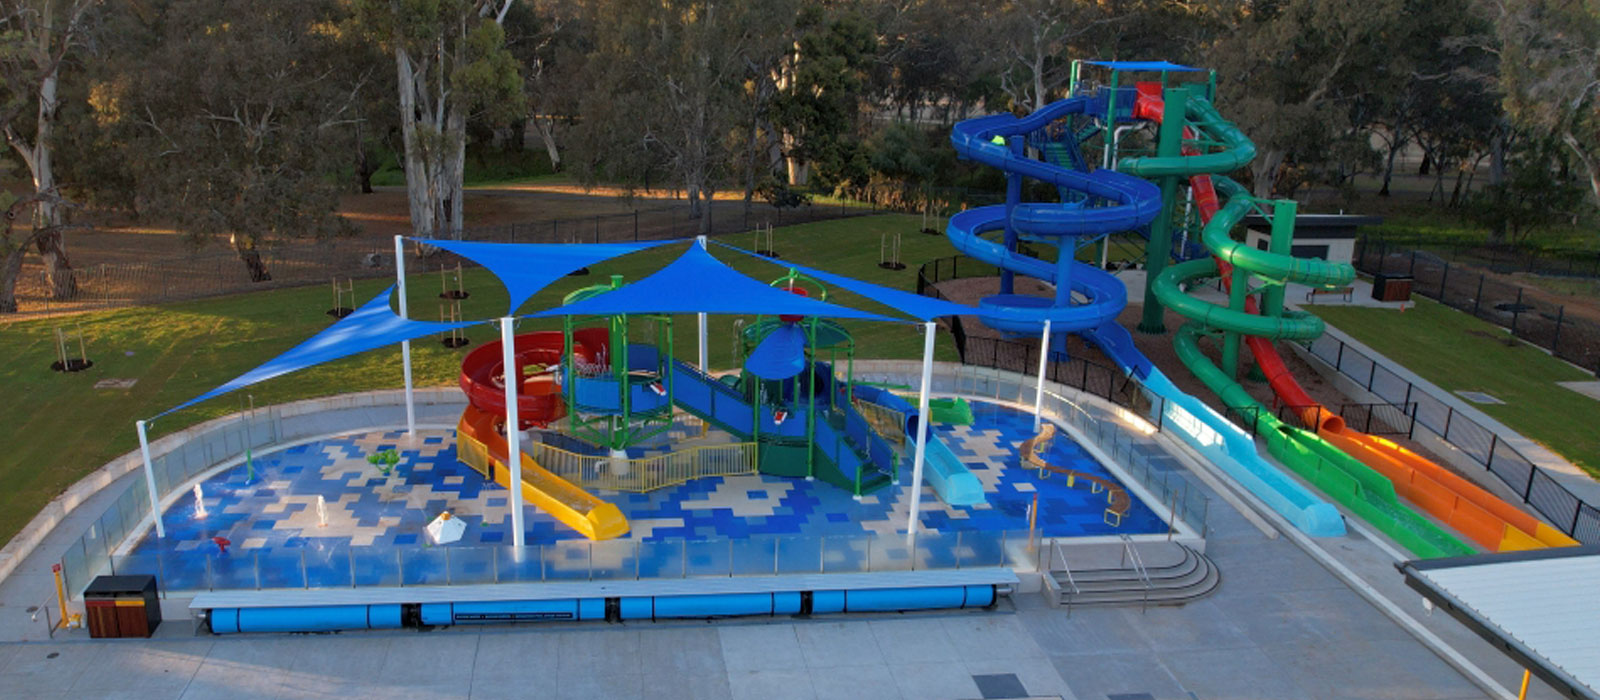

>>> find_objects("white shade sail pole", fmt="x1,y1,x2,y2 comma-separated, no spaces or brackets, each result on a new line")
136,420,165,538
501,317,526,549
1033,319,1052,431
906,321,936,547
394,235,416,436
696,235,709,370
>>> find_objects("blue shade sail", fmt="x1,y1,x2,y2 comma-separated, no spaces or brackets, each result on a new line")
1082,60,1204,72
532,245,896,322
714,241,978,320
743,323,808,380
411,238,674,314
158,286,478,417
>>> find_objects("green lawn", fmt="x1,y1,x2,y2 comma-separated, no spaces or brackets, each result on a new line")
0,214,963,548
1308,298,1600,477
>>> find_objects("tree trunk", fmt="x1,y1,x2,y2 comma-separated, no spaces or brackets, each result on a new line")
532,117,561,171
1378,121,1404,197
27,61,75,300
1560,130,1600,205
1253,149,1286,198
0,244,25,313
394,46,437,241
230,234,271,282
1488,128,1507,187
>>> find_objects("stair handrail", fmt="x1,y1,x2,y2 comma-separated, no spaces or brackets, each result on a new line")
1119,534,1153,612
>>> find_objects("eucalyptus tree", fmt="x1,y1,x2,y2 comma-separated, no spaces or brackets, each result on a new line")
355,0,524,240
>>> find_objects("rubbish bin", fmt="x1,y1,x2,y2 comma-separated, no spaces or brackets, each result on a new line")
1372,274,1414,302
84,575,161,638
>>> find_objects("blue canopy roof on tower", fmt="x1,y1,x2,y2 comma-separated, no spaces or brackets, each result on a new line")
714,241,976,320
157,286,478,418
1083,60,1204,72
413,238,672,314
532,244,897,322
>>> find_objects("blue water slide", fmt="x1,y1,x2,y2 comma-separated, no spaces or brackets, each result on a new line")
851,385,985,506
947,95,1345,537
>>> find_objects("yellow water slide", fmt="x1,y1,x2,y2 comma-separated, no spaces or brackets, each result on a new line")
456,405,630,540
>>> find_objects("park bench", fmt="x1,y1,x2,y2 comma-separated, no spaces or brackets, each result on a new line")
1305,287,1354,303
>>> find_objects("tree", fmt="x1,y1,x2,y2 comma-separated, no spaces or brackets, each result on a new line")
988,0,1126,114
505,0,588,173
356,0,523,240
94,0,367,280
0,0,97,305
1207,0,1407,197
572,0,772,234
1470,135,1588,245
1485,0,1600,206
771,4,874,189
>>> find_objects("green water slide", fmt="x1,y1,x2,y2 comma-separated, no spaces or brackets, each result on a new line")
1130,90,1473,559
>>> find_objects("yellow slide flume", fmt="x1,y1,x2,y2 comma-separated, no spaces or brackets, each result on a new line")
456,405,629,540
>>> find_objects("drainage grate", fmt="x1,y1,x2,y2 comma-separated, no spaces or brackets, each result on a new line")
973,673,1029,699
1454,390,1505,405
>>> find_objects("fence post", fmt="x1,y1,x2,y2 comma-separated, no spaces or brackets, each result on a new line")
1443,407,1454,442
1551,306,1565,355
1487,433,1498,469
1408,250,1416,276
1570,500,1583,536
1524,460,1537,500
1511,288,1523,335
1335,341,1344,372
1367,361,1377,392
1438,262,1449,298
1473,274,1484,315
634,210,639,241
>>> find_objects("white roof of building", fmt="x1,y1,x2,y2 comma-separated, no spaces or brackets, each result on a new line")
1402,547,1600,700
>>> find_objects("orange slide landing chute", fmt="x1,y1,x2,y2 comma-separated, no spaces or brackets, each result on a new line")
1132,83,1575,551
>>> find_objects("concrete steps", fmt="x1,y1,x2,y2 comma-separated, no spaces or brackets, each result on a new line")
1042,540,1219,610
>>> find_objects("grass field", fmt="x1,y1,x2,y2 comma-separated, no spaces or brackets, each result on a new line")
0,214,964,549
1308,298,1600,477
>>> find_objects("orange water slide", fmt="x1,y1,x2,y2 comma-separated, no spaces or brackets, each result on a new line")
1132,83,1575,551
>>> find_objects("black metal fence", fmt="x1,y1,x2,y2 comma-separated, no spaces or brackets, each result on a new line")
1359,234,1600,280
9,198,878,319
1355,236,1600,376
1305,333,1600,543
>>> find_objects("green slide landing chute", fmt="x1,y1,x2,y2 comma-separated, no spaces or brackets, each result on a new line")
1146,94,1473,558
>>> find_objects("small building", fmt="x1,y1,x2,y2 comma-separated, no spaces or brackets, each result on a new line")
1241,214,1383,267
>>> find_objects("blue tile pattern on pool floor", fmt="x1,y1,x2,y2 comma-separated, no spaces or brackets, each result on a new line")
120,401,1165,590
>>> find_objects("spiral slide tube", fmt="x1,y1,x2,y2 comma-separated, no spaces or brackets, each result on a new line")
1128,88,1475,558
1130,92,1574,552
948,93,1347,537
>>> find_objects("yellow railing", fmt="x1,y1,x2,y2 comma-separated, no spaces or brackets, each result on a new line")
528,441,758,493
852,399,907,445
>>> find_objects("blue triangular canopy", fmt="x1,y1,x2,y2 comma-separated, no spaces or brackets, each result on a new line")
744,323,808,380
157,286,478,417
1083,60,1204,72
533,244,895,321
715,241,977,320
413,238,672,314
